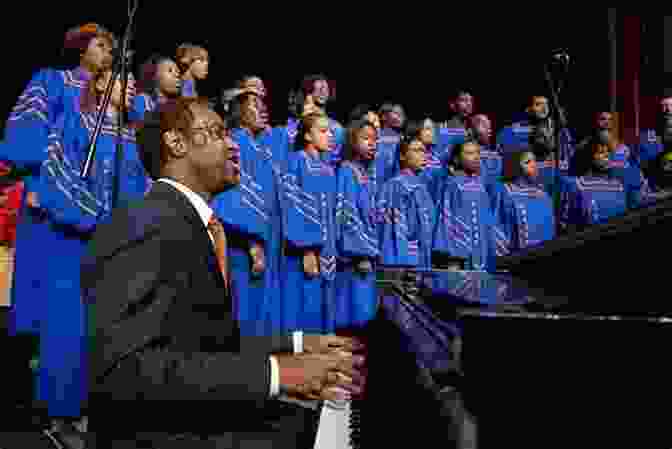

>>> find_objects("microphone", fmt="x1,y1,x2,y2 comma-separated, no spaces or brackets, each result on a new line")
551,50,570,64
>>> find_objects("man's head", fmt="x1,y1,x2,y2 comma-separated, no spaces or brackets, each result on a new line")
302,74,332,107
449,141,481,175
378,103,405,129
138,54,181,98
449,89,474,118
64,23,116,72
469,114,492,146
526,95,550,121
236,92,267,132
659,89,672,136
176,44,209,80
137,98,240,196
348,104,381,131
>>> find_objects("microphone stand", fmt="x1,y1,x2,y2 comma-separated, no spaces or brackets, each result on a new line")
80,0,139,211
543,59,569,233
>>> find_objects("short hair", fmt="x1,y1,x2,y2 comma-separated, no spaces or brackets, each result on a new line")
136,97,210,179
175,43,208,73
341,119,377,162
447,140,479,169
449,89,473,101
300,74,335,100
501,148,531,182
138,54,174,94
294,112,328,151
63,22,117,51
348,104,374,123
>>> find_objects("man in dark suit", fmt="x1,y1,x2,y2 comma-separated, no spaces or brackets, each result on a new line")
82,97,365,448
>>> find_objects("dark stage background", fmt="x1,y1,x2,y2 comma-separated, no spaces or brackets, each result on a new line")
0,8,660,140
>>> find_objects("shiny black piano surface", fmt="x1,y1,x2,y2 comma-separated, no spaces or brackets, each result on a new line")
409,196,672,446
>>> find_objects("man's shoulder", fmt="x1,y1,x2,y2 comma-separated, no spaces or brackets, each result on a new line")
91,196,187,256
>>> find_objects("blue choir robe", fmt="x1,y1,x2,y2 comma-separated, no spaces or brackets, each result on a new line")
432,174,507,271
181,79,197,97
376,127,400,186
211,128,275,336
128,92,160,122
377,170,435,269
37,110,149,417
286,117,299,146
489,179,555,253
636,129,663,171
335,160,379,329
0,67,91,336
480,144,504,187
559,175,628,229
281,150,338,333
608,144,650,209
435,127,466,160
496,120,575,196
325,117,345,165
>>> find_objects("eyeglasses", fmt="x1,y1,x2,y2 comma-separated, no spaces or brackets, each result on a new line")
190,123,228,142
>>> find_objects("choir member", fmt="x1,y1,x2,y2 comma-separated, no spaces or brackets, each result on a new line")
432,141,506,271
130,54,181,121
0,22,115,344
300,74,344,164
637,88,672,174
37,67,148,419
576,111,649,209
559,140,628,232
236,75,269,127
496,95,574,197
643,148,672,202
335,119,380,329
285,89,300,146
468,113,503,187
377,103,405,184
435,89,473,165
349,104,389,185
237,74,267,98
175,43,209,97
212,91,274,335
489,149,555,253
377,132,434,269
443,89,474,130
281,112,338,332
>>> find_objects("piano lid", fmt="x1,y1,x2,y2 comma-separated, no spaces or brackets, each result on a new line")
494,197,672,316
376,267,567,310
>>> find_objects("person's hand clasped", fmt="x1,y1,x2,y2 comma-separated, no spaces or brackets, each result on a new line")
303,251,320,278
249,243,265,276
276,352,366,402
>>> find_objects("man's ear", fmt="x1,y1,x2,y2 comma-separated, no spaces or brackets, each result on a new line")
162,130,187,158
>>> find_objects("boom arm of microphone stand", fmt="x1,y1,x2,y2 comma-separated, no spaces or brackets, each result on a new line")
80,62,123,179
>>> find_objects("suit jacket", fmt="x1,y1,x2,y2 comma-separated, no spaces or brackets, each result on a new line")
82,182,317,444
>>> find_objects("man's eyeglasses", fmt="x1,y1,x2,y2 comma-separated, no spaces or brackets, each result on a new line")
191,123,228,142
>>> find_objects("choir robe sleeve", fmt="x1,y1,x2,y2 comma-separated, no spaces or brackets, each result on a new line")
376,180,414,266
1,69,64,170
488,182,515,253
335,167,378,260
128,94,153,123
38,114,104,233
558,176,585,231
282,153,323,249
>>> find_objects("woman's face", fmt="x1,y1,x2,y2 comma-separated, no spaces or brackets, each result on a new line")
520,151,538,179
352,125,377,161
401,139,427,172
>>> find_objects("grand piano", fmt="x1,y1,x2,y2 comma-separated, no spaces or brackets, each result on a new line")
371,198,672,448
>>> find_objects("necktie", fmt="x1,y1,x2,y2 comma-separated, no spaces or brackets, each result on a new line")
207,216,229,288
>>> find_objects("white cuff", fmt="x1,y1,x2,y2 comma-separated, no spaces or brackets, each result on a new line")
269,355,280,397
293,331,303,354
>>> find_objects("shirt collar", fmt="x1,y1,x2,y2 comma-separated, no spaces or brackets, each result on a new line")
158,178,213,227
